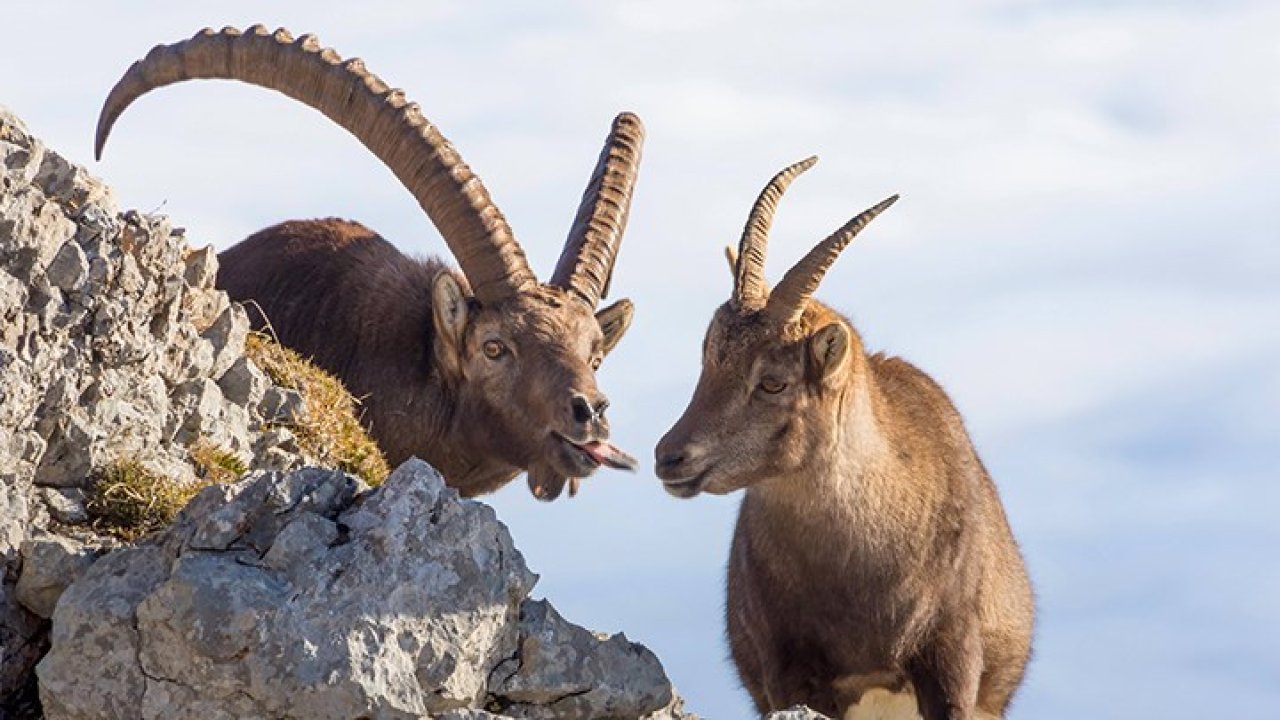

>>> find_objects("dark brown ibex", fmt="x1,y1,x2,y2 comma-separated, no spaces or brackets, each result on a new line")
654,158,1034,719
96,26,642,500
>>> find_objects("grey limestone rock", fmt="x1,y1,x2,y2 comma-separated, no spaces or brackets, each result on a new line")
14,533,101,619
259,385,306,424
490,599,673,719
0,104,315,704
203,302,249,378
38,461,688,720
217,354,270,406
37,545,171,719
38,487,87,525
181,244,218,289
44,240,88,292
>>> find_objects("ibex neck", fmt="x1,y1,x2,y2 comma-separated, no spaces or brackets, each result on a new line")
746,366,896,526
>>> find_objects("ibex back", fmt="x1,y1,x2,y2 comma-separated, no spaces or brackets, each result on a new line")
96,26,642,500
655,158,1034,719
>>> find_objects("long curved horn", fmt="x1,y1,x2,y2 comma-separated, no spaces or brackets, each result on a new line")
733,156,818,310
95,25,536,304
765,194,898,325
550,112,645,307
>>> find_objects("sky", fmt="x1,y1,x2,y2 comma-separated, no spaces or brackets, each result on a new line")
2,2,1278,717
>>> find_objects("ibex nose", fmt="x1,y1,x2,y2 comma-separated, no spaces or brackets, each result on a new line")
654,430,698,480
569,392,609,427
655,450,686,479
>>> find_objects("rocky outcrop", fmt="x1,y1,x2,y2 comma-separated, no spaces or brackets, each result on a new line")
0,113,298,494
1,106,693,719
1,103,308,707
38,461,686,720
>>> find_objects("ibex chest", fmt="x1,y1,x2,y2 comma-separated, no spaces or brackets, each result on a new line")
731,492,936,667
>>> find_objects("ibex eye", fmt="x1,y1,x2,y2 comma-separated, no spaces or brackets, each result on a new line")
483,340,505,359
759,377,786,394
590,356,603,370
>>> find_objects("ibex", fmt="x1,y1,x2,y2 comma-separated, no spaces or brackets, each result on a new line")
96,26,641,500
654,158,1034,719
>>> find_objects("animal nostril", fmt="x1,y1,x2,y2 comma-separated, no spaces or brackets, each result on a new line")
570,395,594,425
657,452,685,473
595,398,610,418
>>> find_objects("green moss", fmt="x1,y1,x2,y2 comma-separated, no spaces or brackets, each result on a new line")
86,460,209,541
244,332,390,485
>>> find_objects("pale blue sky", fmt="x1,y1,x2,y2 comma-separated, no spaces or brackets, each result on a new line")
3,2,1277,717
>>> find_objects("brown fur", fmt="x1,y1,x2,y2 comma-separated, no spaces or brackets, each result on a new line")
655,298,1034,719
218,218,633,499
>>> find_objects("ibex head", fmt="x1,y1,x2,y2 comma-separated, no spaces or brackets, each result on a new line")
95,26,642,500
654,157,896,498
430,274,636,499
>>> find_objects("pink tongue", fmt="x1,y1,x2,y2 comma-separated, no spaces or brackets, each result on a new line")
581,441,638,471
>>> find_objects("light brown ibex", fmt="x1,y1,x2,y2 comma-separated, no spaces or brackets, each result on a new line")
96,26,642,500
654,158,1034,719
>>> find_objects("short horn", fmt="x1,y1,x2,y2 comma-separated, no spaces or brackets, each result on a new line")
95,25,536,304
765,194,899,325
551,112,645,307
733,156,818,310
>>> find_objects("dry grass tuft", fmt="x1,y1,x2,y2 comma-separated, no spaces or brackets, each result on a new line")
86,461,210,541
244,332,389,485
84,334,389,541
190,439,248,485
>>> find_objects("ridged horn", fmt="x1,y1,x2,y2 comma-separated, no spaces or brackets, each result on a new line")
765,194,899,325
550,112,645,307
94,25,536,304
733,156,817,310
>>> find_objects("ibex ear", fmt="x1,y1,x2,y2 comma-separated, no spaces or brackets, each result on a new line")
808,323,851,383
431,273,469,375
596,299,634,356
724,245,738,277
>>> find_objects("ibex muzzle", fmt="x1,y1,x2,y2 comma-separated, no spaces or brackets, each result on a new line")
95,26,642,501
